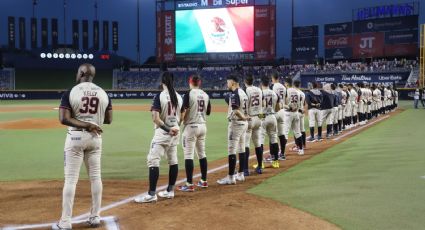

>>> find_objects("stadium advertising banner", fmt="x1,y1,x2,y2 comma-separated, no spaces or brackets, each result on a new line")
175,7,254,54
175,0,253,10
384,30,418,44
353,15,418,33
352,32,385,58
51,18,58,49
384,44,418,56
93,20,99,51
292,25,319,64
82,20,89,50
254,5,275,60
325,48,353,60
300,71,410,88
31,18,37,49
157,11,176,62
324,22,352,35
324,22,352,60
19,17,26,50
8,17,15,49
41,18,48,49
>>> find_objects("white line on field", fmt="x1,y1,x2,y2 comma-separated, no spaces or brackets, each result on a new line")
420,176,425,180
4,113,392,229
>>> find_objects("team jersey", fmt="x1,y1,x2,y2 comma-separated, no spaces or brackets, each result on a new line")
262,88,279,115
285,87,302,111
272,82,286,109
181,88,211,125
349,89,358,104
245,86,263,116
151,90,183,128
384,88,391,100
60,82,112,129
226,88,248,121
341,90,347,105
373,89,381,102
299,89,306,112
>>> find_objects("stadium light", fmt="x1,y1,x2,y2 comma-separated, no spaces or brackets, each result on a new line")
71,54,76,59
59,53,65,59
77,54,82,59
65,53,70,59
83,54,88,59
88,54,94,59
53,53,59,59
40,53,46,58
47,53,52,58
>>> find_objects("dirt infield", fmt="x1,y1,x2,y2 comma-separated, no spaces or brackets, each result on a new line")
0,118,63,130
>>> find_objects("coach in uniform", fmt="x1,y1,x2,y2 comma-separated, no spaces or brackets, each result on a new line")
178,74,211,192
320,83,335,139
306,82,323,142
54,64,112,230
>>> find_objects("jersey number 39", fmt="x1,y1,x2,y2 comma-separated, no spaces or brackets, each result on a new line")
80,97,99,114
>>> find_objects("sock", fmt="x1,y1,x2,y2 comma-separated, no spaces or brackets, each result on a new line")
167,164,178,192
255,147,263,168
301,132,306,147
245,147,250,172
199,158,207,181
185,159,194,184
238,152,245,173
295,137,303,150
278,135,286,154
333,124,338,134
318,126,322,138
149,167,159,195
338,120,342,131
309,127,314,139
326,124,332,135
228,155,236,176
270,143,280,160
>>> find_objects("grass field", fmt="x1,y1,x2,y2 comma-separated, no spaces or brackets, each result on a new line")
249,101,425,230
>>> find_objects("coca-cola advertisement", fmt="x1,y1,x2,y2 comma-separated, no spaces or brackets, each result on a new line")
325,35,352,49
353,32,384,58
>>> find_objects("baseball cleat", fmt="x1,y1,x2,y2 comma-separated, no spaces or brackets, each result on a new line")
196,180,208,188
298,149,304,156
278,153,286,161
271,160,280,168
243,169,250,176
235,172,245,182
178,183,195,192
87,216,101,228
134,194,158,203
264,155,273,162
306,137,316,142
290,146,299,152
158,190,175,199
317,137,323,142
217,175,236,185
255,167,263,174
252,163,265,169
51,223,72,230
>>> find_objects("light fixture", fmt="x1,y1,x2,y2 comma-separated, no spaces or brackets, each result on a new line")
77,54,82,59
71,54,76,59
40,53,46,58
88,54,94,59
59,53,65,59
47,53,52,58
53,53,59,59
65,53,71,59
83,54,88,59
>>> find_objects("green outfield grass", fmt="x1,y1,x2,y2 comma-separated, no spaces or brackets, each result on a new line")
249,101,425,230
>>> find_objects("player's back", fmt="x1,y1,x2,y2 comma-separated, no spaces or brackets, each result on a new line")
184,88,209,125
272,83,286,108
262,88,278,114
286,87,301,110
238,88,249,116
246,86,262,116
68,82,110,127
153,90,183,127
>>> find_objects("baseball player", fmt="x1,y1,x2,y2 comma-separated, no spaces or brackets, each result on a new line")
271,71,287,160
356,82,366,125
306,82,323,142
348,84,358,127
342,84,352,129
54,64,112,230
320,83,335,139
372,84,381,118
134,71,182,203
244,74,263,176
253,74,280,171
280,79,304,157
217,73,248,185
291,85,306,151
178,74,211,192
331,84,340,136
338,84,346,132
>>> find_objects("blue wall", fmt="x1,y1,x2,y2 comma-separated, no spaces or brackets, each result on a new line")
0,0,424,62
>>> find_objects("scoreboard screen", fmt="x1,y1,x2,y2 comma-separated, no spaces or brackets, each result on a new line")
175,6,254,54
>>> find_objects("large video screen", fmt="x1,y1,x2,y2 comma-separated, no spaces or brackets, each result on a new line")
175,7,254,54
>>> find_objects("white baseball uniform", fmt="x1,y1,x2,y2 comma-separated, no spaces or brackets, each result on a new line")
227,88,248,155
282,87,302,139
182,88,211,160
298,89,306,132
261,88,279,144
245,86,263,148
272,82,287,136
58,82,112,228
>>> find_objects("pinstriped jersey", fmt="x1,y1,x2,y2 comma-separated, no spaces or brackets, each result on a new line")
272,83,286,109
151,90,183,128
261,88,279,115
373,89,381,102
299,89,305,111
245,86,262,116
60,82,111,128
181,88,211,125
349,89,358,103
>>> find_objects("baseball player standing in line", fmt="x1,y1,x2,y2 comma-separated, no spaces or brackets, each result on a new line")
320,83,335,139
342,84,352,129
178,74,211,192
254,74,281,170
135,72,182,203
337,84,346,132
281,80,304,156
372,84,381,118
348,84,358,127
306,82,323,142
244,74,263,176
54,64,112,230
218,73,248,185
271,72,287,160
331,84,340,136
291,85,307,151
356,82,366,125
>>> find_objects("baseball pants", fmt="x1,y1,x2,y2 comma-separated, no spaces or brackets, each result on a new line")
147,128,179,168
182,124,207,160
228,121,248,155
245,116,262,148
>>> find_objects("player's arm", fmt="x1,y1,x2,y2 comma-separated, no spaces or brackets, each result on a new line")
59,108,102,134
206,100,211,116
180,92,190,123
104,96,113,124
151,95,179,136
274,94,281,112
231,93,247,121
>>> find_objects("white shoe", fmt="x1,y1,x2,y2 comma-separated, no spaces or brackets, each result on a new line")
134,194,158,203
298,149,304,156
235,172,245,182
87,216,101,228
158,190,175,199
51,223,71,230
217,175,236,185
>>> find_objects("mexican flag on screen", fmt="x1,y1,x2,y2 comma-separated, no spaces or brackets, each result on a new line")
176,7,254,54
